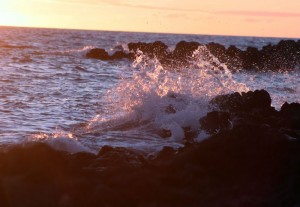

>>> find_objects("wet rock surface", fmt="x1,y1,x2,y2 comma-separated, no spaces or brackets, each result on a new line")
86,40,300,71
202,90,300,137
0,90,300,207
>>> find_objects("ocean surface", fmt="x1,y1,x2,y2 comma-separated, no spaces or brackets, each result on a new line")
0,26,299,153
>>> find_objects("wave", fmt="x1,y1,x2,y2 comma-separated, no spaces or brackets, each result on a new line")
60,46,249,151
32,45,96,57
0,42,36,49
27,130,90,153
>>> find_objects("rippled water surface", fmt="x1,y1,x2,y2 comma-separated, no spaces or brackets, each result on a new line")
0,27,299,152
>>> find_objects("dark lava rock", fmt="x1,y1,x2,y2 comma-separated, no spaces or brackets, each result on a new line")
172,41,201,62
206,90,280,131
242,89,272,110
280,102,300,130
86,48,110,60
225,45,243,70
260,40,300,71
1,114,300,206
183,126,198,141
128,41,168,59
68,151,97,169
94,145,146,168
86,40,300,71
204,90,299,140
210,92,243,112
0,143,67,175
226,45,242,58
210,89,272,112
200,111,231,134
206,42,227,62
1,89,300,207
150,124,300,207
281,102,300,116
154,146,176,161
241,47,261,70
110,50,133,60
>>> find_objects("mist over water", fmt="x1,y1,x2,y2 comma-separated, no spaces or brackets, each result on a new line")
0,27,299,153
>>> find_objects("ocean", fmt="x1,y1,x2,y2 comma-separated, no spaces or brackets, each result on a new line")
0,26,299,153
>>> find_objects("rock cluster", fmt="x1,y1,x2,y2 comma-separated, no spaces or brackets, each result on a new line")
87,40,300,71
201,89,300,136
0,90,299,207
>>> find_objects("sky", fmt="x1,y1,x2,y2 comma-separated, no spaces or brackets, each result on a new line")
0,0,300,38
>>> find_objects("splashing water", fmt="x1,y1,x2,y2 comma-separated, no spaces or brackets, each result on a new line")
106,46,247,116
28,127,89,153
80,46,249,146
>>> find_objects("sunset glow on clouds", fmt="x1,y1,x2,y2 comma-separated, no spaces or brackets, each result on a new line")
0,0,300,38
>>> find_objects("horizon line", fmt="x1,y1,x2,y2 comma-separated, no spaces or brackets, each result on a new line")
0,24,299,40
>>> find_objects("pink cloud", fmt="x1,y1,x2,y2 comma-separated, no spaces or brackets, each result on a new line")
216,10,300,18
57,0,209,13
244,18,275,23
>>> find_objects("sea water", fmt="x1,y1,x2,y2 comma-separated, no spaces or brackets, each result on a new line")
0,26,299,153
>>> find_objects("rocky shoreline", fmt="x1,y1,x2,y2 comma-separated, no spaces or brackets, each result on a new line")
86,40,300,71
0,90,299,207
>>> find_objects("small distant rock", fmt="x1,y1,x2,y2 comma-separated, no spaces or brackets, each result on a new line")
86,48,110,60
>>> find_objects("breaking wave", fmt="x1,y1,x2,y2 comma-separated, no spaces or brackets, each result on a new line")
51,46,249,152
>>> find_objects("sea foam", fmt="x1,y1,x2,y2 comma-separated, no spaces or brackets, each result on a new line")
74,46,249,150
